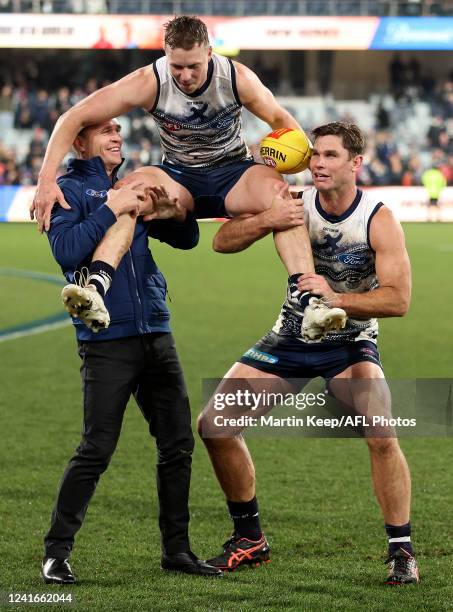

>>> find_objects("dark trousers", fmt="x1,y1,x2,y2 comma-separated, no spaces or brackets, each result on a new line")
44,333,194,559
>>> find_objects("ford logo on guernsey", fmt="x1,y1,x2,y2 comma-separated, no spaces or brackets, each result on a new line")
337,253,368,266
86,189,108,198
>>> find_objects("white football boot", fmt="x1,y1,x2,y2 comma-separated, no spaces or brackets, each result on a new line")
61,284,110,332
301,297,347,342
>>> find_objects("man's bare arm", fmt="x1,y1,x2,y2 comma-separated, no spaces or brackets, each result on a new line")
298,206,411,318
213,214,270,253
233,61,315,276
233,62,302,130
32,66,157,231
213,188,305,254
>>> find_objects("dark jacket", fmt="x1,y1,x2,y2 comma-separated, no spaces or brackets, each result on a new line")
47,156,199,341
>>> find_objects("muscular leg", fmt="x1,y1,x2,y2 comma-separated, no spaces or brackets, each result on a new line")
225,165,346,339
127,166,194,212
225,164,315,275
93,165,195,266
199,362,291,567
201,434,255,503
61,215,137,327
330,361,411,525
92,213,136,269
197,362,294,502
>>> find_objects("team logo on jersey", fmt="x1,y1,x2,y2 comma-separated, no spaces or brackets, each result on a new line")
187,102,209,123
86,189,108,198
317,232,343,254
337,253,368,266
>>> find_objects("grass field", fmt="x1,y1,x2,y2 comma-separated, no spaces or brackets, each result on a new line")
0,222,452,611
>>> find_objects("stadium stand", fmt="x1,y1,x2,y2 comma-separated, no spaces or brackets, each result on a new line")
2,0,453,16
1,61,452,188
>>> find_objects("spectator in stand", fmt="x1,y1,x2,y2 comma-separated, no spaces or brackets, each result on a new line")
401,155,423,186
31,89,51,130
441,154,453,185
55,87,72,115
376,102,390,130
375,130,397,164
427,115,444,148
440,80,453,118
368,157,392,186
388,152,405,185
0,84,13,113
0,84,14,133
406,57,421,89
389,53,405,97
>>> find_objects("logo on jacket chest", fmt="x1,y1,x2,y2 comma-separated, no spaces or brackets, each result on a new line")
86,189,108,198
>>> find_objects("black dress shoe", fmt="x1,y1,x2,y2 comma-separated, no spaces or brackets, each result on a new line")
161,551,223,577
41,558,76,584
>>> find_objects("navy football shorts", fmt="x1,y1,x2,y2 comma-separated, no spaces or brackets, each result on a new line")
157,159,258,218
239,330,383,381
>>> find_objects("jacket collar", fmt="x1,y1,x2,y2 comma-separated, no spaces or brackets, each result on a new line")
66,156,125,184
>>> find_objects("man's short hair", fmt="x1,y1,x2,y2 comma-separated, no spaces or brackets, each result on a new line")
311,122,366,158
164,16,210,50
77,125,90,139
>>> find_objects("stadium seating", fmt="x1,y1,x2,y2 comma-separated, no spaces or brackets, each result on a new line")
3,0,453,15
1,73,452,188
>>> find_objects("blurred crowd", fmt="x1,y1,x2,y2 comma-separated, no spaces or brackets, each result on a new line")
0,64,452,188
358,59,453,187
0,0,450,16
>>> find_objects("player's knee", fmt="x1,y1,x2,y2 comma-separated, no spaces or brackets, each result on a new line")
196,413,203,437
197,411,211,440
366,436,399,456
262,178,286,210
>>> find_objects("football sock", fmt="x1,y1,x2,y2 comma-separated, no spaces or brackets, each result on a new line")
87,261,115,298
385,522,413,555
227,496,262,541
288,273,320,311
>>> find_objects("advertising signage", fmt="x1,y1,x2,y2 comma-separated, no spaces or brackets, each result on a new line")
0,15,452,50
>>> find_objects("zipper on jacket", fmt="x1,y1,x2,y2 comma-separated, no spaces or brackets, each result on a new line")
129,249,144,334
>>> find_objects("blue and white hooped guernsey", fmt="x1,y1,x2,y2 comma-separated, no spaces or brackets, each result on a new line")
149,53,252,168
273,187,384,344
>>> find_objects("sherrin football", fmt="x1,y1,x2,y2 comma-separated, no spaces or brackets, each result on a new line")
260,128,313,174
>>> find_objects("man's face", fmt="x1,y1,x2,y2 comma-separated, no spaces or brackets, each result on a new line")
165,43,212,94
76,120,122,168
310,134,362,192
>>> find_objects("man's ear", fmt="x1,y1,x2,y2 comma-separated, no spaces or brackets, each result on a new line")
73,136,84,156
352,155,363,173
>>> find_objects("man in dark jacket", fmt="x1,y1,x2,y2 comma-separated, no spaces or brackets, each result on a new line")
42,118,221,584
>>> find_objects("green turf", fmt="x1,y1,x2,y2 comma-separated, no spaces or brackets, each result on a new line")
0,223,452,611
